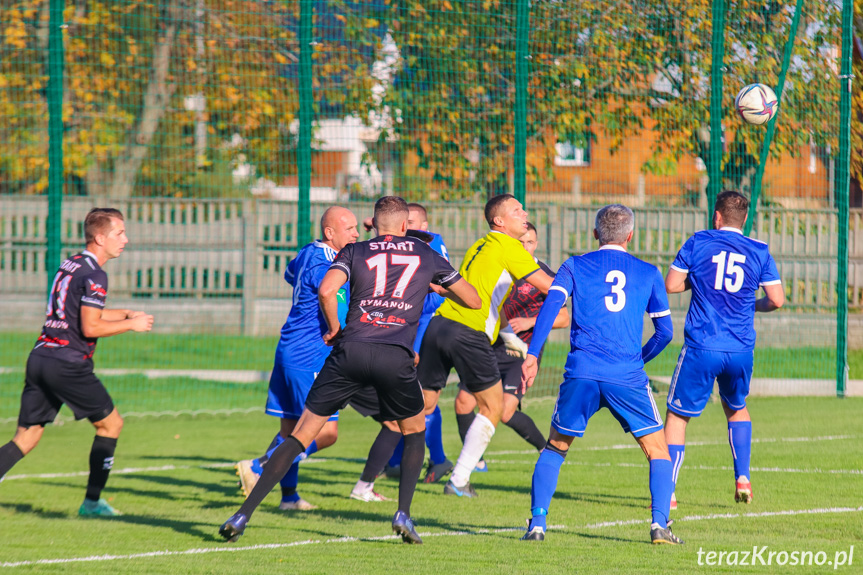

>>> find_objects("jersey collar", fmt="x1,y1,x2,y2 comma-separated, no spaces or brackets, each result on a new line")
81,249,99,262
598,244,627,252
719,226,743,234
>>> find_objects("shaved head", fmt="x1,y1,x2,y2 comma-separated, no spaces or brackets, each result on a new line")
320,206,359,251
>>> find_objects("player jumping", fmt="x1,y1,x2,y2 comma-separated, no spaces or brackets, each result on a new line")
664,190,784,508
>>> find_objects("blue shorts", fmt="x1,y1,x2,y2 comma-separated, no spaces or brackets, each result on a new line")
266,359,338,422
666,345,753,417
552,378,664,439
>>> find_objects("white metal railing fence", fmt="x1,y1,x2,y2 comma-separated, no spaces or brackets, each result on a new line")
2,196,860,314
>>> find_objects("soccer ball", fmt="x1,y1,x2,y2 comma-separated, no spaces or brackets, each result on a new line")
734,83,779,125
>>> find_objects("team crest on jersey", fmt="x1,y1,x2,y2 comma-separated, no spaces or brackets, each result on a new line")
518,283,533,296
384,235,393,242
88,279,107,297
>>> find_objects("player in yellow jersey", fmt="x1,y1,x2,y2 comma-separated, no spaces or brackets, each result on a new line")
416,194,555,497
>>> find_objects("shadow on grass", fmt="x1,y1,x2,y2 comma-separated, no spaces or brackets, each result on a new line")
137,454,237,465
573,530,647,545
262,506,499,541
103,513,221,540
0,501,69,519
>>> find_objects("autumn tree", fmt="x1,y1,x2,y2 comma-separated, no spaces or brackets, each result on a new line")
0,0,378,198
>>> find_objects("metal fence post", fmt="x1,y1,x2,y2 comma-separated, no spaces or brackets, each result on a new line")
298,0,313,246
835,0,853,397
46,0,65,288
241,199,258,336
707,0,726,227
514,0,529,206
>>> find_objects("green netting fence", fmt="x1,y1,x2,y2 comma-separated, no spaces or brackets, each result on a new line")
0,0,857,419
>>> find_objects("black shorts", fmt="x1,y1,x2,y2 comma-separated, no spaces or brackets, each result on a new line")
305,342,424,423
458,342,526,400
417,316,500,393
19,353,115,427
348,386,387,423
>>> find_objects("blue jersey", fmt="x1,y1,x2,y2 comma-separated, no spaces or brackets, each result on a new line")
554,245,670,386
413,231,449,353
277,240,347,369
671,228,780,352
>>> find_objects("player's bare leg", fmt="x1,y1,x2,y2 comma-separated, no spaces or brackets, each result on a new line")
0,425,43,487
636,430,683,544
446,381,502,496
220,409,329,541
392,412,427,543
723,402,753,503
10,425,44,455
422,388,441,415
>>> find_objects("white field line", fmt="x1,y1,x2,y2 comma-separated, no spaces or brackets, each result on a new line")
483,459,863,475
485,434,857,456
1,458,348,482
585,506,863,529
0,524,566,569
0,407,262,426
4,505,863,568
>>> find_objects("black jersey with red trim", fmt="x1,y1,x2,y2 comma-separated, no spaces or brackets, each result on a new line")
31,251,109,362
502,259,554,345
330,235,461,351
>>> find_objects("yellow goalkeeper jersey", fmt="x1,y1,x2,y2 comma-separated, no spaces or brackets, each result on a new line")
436,230,540,343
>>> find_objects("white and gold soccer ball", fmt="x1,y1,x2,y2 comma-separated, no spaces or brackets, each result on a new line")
734,83,779,125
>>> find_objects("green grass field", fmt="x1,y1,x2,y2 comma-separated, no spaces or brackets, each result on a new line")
0,332,850,377
0,332,849,421
1,397,861,574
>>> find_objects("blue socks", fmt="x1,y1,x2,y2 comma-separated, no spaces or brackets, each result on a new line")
303,440,319,460
649,458,673,527
529,445,567,531
728,421,752,480
668,443,685,492
426,406,446,465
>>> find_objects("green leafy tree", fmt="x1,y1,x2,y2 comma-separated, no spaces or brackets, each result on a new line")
372,0,842,200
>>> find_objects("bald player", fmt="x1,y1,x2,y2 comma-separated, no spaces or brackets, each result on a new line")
234,206,359,511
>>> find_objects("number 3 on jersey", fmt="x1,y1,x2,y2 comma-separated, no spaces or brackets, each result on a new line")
605,270,626,312
712,251,746,293
366,253,420,299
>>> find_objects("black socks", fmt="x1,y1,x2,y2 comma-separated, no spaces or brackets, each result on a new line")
360,427,403,483
85,436,117,501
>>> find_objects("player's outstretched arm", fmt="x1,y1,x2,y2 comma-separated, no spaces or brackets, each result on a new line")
81,306,153,338
524,269,554,295
318,268,348,343
755,283,785,313
435,278,481,309
665,268,690,294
